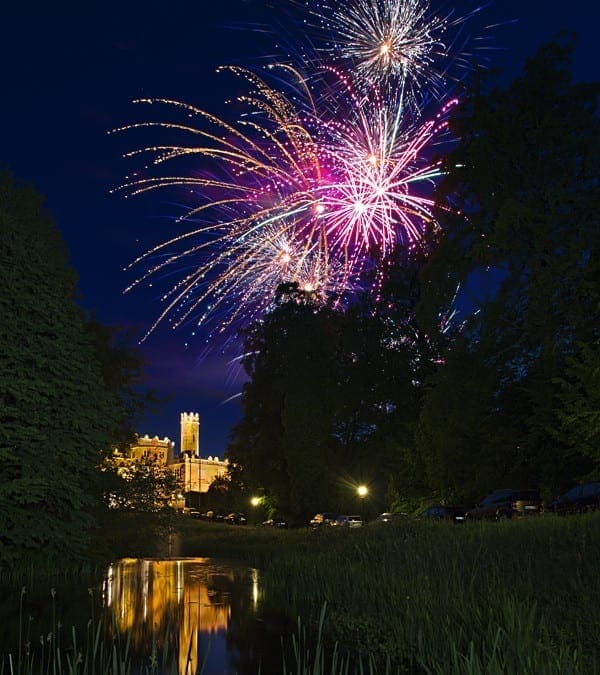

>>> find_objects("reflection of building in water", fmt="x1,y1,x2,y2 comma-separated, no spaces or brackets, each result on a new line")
105,558,241,674
116,412,229,508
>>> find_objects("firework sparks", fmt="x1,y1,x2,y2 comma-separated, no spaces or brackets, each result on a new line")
301,0,488,108
112,1,488,343
113,67,336,339
315,69,457,263
112,59,456,340
325,0,449,91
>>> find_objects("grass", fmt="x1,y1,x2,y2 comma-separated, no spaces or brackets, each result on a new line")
176,512,600,673
1,513,598,673
2,581,216,675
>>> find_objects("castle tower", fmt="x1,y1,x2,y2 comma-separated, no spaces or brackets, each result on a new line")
180,412,200,457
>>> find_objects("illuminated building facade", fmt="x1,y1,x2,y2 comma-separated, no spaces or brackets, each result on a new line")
125,412,229,508
129,434,175,464
180,411,200,455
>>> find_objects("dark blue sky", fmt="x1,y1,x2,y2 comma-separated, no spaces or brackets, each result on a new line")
3,0,597,457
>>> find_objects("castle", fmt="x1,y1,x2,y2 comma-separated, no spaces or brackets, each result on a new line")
127,412,229,509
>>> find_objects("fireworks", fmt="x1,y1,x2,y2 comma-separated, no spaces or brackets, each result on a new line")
114,0,484,342
301,0,486,108
307,0,451,103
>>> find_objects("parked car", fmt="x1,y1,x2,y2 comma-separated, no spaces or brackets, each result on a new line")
188,510,202,519
332,515,363,528
261,518,288,528
224,512,247,525
310,512,337,528
546,482,600,515
419,505,467,523
466,489,543,521
374,512,408,524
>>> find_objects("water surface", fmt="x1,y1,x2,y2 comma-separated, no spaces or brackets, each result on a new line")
1,557,291,674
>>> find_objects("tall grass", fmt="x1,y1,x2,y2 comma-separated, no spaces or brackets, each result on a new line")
2,592,192,675
180,513,600,673
2,514,598,673
2,593,391,675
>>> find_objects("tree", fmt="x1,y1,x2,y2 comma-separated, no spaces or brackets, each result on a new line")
205,472,245,514
0,172,122,565
417,36,599,495
101,454,182,512
228,247,438,520
87,321,163,456
554,339,600,474
227,284,339,522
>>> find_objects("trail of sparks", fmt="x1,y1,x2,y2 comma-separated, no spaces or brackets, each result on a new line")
113,0,488,343
301,0,488,110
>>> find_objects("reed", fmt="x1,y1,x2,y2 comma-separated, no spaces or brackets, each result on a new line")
180,512,600,672
2,611,185,675
2,595,394,675
2,513,598,673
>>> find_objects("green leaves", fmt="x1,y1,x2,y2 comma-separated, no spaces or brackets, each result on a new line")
0,172,122,566
226,38,598,514
417,37,600,498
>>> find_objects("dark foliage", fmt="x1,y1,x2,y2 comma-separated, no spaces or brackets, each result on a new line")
0,172,122,566
221,38,598,515
416,36,599,501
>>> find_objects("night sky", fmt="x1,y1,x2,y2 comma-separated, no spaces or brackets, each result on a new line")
3,0,596,457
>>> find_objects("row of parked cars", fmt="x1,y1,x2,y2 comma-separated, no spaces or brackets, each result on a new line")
310,482,600,527
418,483,600,522
189,509,290,527
187,482,600,529
310,512,365,528
420,483,600,522
188,510,249,525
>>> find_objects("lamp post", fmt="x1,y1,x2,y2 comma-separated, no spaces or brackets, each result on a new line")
250,496,261,525
357,485,368,524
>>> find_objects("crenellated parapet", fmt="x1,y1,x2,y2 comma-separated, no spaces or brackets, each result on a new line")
129,434,175,465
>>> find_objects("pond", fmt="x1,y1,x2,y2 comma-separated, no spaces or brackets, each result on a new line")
0,558,293,674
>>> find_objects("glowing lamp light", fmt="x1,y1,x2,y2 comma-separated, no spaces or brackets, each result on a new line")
250,496,261,507
357,485,368,498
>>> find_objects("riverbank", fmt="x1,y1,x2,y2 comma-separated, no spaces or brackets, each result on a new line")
4,512,597,673
173,512,600,673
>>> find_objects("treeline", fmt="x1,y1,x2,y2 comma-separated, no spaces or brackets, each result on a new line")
223,38,599,524
0,172,157,567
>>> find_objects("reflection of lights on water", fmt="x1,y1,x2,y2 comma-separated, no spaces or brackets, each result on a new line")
251,568,259,608
120,567,126,620
104,558,262,670
106,564,114,607
177,560,183,603
143,559,149,622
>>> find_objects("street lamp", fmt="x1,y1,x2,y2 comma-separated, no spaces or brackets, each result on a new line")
250,496,261,525
357,485,368,498
357,485,368,524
